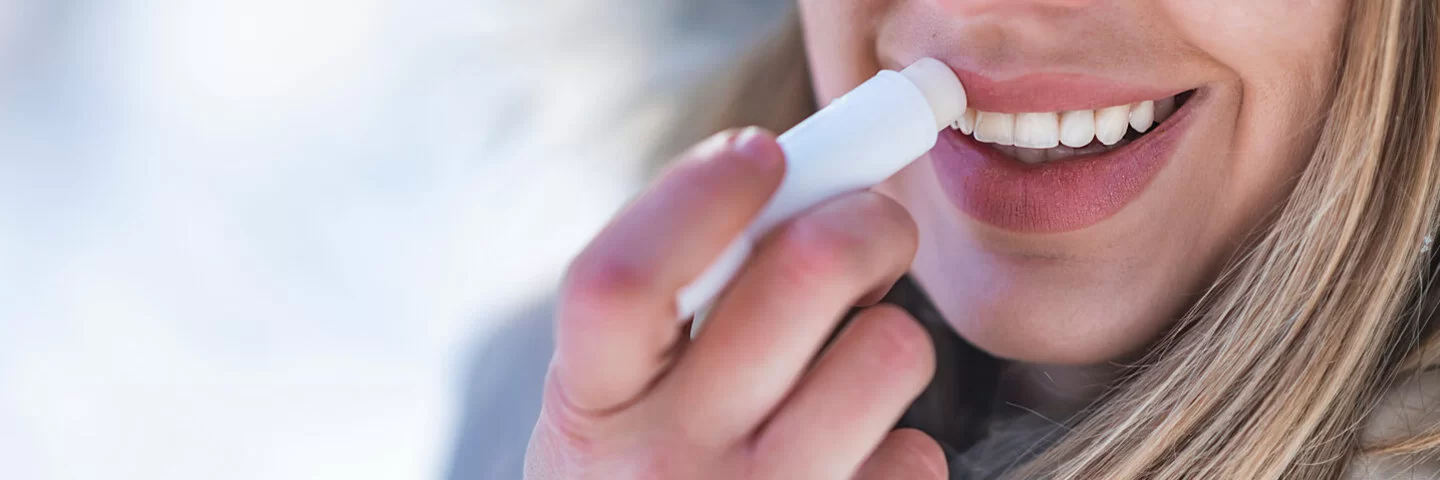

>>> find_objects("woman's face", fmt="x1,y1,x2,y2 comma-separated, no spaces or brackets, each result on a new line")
798,0,1347,364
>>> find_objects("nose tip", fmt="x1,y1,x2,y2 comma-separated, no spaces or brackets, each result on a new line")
929,0,1096,16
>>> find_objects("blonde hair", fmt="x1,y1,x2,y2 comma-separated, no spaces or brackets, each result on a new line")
702,0,1440,477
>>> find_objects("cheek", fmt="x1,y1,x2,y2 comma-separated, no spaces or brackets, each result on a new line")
1163,0,1344,112
926,0,1097,15
796,0,892,102
1163,0,1344,224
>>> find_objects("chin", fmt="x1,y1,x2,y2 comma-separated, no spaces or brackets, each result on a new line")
904,234,1187,366
949,304,1152,365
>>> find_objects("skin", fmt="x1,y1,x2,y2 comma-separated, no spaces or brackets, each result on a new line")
809,0,1346,365
527,0,1346,477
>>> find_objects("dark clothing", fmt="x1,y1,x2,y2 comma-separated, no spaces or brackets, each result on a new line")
876,277,1067,479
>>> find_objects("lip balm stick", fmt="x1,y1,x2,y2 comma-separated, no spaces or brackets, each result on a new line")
677,58,967,334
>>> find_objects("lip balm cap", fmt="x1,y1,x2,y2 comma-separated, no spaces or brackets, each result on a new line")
900,58,968,131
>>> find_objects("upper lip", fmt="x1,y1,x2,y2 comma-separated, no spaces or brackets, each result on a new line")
886,57,1192,114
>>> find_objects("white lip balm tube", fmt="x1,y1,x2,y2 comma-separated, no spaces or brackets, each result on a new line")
677,57,967,331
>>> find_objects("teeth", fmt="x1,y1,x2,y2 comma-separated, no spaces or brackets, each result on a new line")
973,112,1015,146
1045,146,1076,162
1094,105,1130,145
1129,100,1155,133
1014,148,1046,164
948,93,1184,164
957,109,976,135
1058,110,1096,148
1154,97,1175,124
1013,112,1060,149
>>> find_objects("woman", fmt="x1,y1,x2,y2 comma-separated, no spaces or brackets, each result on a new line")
522,0,1440,478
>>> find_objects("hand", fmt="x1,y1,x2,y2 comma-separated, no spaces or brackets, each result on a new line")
525,128,944,479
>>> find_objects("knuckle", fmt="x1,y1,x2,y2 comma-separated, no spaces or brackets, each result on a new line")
561,254,656,317
534,374,693,479
768,210,872,284
536,371,608,453
766,193,918,286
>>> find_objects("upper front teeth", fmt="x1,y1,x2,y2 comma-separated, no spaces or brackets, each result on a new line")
1094,105,1130,145
952,97,1177,150
1014,112,1059,148
1059,110,1095,148
973,111,1015,146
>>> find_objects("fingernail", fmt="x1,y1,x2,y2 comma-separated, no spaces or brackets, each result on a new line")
730,127,783,170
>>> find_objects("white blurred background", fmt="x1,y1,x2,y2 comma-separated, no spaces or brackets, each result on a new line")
0,0,786,478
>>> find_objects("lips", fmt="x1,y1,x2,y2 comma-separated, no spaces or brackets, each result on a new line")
925,78,1206,233
951,71,1183,114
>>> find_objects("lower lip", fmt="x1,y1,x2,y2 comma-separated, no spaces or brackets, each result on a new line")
928,92,1203,233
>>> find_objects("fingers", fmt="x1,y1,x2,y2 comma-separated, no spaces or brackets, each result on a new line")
553,128,785,413
852,429,949,480
753,305,936,479
657,192,918,443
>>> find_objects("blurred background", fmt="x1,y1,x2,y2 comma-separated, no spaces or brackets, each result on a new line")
0,0,789,478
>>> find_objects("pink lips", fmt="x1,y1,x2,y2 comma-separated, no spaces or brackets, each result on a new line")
925,69,1203,233
953,71,1183,113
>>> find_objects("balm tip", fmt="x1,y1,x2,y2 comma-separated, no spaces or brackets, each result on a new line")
900,57,967,131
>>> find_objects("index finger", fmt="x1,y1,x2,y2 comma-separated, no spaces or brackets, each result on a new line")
552,127,785,413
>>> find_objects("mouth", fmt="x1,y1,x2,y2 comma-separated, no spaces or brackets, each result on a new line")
952,90,1196,165
924,70,1205,233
